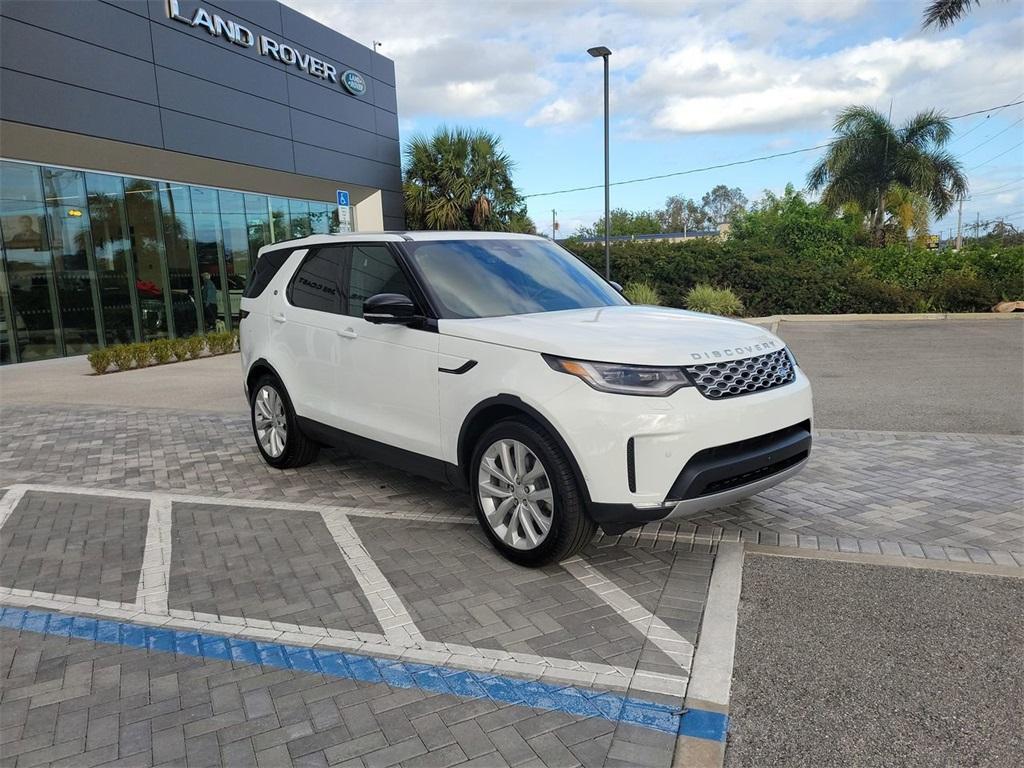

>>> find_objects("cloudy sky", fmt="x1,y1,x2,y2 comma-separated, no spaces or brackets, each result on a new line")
292,0,1023,237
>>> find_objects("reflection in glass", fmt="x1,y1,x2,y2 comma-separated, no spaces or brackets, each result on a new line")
219,191,249,328
244,194,271,262
42,167,101,354
269,197,290,242
310,202,332,235
85,173,138,344
124,178,172,340
160,183,202,337
0,161,61,360
288,199,312,238
190,188,226,332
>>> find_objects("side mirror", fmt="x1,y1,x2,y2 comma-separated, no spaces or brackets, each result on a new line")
363,293,417,325
609,281,623,293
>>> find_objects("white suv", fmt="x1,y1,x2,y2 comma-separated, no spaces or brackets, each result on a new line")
240,232,812,565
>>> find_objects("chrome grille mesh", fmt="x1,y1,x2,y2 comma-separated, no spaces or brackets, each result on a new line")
685,348,795,399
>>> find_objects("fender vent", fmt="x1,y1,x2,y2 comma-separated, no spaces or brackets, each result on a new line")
626,437,636,493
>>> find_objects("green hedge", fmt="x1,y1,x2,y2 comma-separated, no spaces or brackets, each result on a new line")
567,240,1024,316
87,332,239,375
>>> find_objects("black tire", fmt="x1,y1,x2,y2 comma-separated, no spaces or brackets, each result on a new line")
470,417,597,567
249,374,319,469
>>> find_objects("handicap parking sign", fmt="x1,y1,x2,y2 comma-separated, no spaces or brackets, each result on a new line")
336,190,350,207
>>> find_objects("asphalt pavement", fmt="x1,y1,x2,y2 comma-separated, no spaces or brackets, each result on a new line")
776,318,1023,434
725,553,1024,768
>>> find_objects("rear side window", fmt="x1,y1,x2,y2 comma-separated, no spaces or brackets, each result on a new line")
288,246,346,314
244,248,293,299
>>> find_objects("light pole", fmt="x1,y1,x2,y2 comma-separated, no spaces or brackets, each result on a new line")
588,45,612,279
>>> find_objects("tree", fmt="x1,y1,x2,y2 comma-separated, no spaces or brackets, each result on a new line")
403,128,529,231
807,106,967,242
577,208,662,238
700,185,748,226
884,184,930,241
922,0,981,28
657,195,709,233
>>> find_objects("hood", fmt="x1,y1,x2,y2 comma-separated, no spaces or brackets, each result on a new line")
439,305,786,365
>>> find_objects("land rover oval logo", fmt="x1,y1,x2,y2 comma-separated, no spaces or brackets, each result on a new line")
341,70,366,95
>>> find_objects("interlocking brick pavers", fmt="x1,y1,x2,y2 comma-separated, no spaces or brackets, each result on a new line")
0,620,685,767
0,492,149,605
1,406,1020,562
168,502,384,637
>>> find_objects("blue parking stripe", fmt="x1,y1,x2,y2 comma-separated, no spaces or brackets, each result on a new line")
0,605,728,741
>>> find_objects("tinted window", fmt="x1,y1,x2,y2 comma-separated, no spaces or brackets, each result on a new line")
244,247,292,299
404,239,626,319
346,244,412,317
289,246,345,314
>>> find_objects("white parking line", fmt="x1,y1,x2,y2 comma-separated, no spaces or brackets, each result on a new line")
0,482,692,696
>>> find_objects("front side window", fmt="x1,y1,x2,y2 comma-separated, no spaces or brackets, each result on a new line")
403,239,626,319
289,246,345,314
345,244,412,317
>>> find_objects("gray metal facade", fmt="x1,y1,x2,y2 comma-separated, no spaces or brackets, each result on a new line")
0,0,403,227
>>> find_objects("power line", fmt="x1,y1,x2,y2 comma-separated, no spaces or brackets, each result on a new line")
968,139,1024,170
524,144,829,198
968,179,1024,198
959,117,1024,157
949,91,1024,143
524,98,1024,199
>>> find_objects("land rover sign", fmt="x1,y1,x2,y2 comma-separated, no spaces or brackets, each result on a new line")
166,0,367,97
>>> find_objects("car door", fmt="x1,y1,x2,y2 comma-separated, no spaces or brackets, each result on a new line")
334,242,442,459
267,245,352,426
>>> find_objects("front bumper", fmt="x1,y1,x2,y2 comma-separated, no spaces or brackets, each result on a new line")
539,367,813,526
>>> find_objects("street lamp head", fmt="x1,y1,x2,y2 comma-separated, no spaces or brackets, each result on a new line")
587,46,612,58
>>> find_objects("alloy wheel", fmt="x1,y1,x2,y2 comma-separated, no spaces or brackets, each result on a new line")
477,438,554,550
254,385,288,458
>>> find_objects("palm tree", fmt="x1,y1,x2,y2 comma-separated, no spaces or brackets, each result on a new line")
808,106,967,242
403,128,532,231
884,185,931,241
922,0,981,29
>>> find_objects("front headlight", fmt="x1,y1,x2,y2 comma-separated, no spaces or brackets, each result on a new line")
543,354,692,397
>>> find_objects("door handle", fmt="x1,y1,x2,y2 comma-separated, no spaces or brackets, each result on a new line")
337,327,358,339
271,313,287,324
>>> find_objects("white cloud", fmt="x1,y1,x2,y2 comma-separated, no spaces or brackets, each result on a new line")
526,98,586,127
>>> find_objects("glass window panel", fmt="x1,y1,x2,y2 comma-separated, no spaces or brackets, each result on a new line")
0,243,19,363
219,189,245,215
244,193,271,262
288,199,311,239
124,178,172,340
159,183,201,338
309,202,331,235
42,167,101,355
1,162,61,360
269,197,290,242
85,173,137,344
288,246,345,313
193,211,228,332
190,186,220,214
219,214,248,329
346,244,412,317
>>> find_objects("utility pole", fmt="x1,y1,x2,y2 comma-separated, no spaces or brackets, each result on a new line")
975,212,981,240
551,209,557,241
955,197,964,250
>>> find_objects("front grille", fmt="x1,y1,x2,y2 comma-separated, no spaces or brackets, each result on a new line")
685,348,795,400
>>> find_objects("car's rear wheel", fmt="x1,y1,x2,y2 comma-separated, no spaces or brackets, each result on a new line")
471,417,596,567
250,374,319,469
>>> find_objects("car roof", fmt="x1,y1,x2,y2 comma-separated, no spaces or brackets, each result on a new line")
257,230,543,256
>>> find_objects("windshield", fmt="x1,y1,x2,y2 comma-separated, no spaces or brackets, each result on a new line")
403,239,628,319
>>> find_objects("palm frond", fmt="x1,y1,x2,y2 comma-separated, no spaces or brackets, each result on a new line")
922,0,980,29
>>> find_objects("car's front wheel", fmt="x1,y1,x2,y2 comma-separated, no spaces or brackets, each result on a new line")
471,417,596,567
250,374,319,469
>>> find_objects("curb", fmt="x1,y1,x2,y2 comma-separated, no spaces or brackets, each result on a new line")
672,541,745,768
744,311,1023,325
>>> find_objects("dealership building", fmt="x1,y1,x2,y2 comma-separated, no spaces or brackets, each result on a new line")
0,0,400,363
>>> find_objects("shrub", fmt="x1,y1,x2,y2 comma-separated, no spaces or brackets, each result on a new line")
169,337,191,362
87,348,113,375
206,331,234,355
109,344,134,371
685,284,744,316
131,342,153,369
185,335,206,359
623,281,661,305
928,272,1000,312
151,338,174,364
